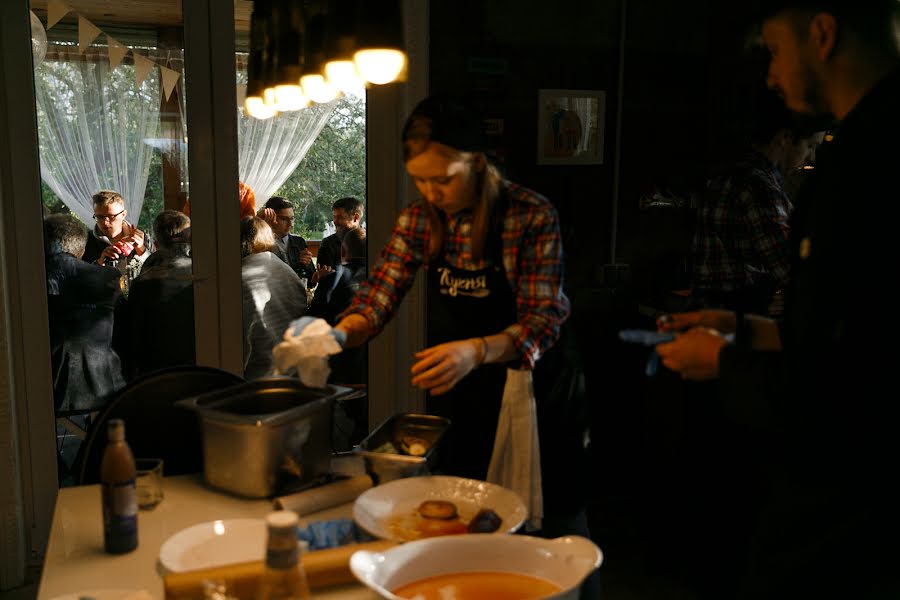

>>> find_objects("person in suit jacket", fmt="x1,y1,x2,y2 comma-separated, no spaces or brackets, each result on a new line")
257,196,316,281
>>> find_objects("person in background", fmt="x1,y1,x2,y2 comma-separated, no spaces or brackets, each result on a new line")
309,227,368,326
45,213,125,412
692,88,827,316
312,196,364,286
240,216,308,379
256,196,316,281
124,210,195,378
309,227,369,387
656,1,900,596
83,190,150,274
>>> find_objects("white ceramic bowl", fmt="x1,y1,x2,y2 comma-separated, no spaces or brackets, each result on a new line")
350,533,602,600
352,475,527,542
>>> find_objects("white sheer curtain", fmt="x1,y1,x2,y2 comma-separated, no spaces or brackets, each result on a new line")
34,44,161,224
234,55,337,202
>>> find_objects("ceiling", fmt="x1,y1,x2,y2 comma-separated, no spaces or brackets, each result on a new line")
29,0,254,31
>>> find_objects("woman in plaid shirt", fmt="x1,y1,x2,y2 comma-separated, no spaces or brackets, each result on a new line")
333,95,571,483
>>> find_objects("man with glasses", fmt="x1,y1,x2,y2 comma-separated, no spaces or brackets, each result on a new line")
313,196,364,286
257,196,315,281
83,190,149,273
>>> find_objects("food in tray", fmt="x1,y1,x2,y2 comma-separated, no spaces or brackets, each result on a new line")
400,436,429,456
369,435,431,457
417,500,458,520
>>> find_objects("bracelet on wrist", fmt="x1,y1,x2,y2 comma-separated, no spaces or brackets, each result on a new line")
474,336,488,367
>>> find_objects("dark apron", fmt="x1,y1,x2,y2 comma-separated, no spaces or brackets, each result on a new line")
425,248,517,481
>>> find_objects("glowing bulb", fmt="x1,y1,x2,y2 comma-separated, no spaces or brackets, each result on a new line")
324,60,364,93
300,74,338,103
353,49,406,85
273,84,309,111
244,96,277,119
263,86,277,107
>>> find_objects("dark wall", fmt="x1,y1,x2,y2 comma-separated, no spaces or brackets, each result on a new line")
428,0,759,309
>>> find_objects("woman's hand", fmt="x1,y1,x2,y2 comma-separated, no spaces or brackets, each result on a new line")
657,309,736,334
655,327,728,380
410,339,481,396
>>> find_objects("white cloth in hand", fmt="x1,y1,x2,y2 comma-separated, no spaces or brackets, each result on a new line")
272,317,343,387
486,368,543,531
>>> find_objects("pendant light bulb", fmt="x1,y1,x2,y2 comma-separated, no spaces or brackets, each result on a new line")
273,84,309,111
324,60,364,94
353,49,406,85
300,74,338,104
245,96,278,120
263,86,278,107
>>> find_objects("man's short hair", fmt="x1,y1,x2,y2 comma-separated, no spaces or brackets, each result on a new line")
153,210,191,249
755,0,899,49
92,190,124,207
240,216,275,257
332,196,364,219
43,213,87,258
264,196,293,211
341,226,367,260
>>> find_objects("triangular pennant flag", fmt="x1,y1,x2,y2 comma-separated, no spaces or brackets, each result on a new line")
77,15,101,54
133,53,155,89
160,65,180,101
46,0,71,29
107,35,129,70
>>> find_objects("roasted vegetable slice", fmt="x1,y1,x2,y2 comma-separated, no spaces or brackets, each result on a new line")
467,508,502,533
417,499,458,520
400,436,429,456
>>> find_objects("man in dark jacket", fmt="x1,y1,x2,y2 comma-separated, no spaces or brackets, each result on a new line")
655,1,900,597
257,196,315,281
312,196,364,287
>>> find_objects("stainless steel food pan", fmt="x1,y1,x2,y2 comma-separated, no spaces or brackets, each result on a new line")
178,376,350,498
354,413,451,483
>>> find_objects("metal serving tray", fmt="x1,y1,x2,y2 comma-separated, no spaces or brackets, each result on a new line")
354,413,451,483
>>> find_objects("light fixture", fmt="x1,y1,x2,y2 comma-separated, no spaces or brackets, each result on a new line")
244,1,278,119
244,0,407,119
300,13,339,103
351,0,407,85
321,0,365,93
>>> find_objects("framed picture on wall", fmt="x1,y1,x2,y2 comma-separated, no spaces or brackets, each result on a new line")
537,89,605,165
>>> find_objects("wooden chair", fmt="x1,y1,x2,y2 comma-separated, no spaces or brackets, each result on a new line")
73,365,244,485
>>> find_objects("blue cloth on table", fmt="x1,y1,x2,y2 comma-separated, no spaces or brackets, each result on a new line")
296,518,374,551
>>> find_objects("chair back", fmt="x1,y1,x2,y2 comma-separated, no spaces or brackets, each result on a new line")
74,365,244,485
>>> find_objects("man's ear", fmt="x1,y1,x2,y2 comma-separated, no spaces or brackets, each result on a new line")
809,12,837,61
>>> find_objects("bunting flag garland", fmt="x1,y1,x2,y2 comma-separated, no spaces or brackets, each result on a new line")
107,35,129,70
46,0,71,29
77,15,101,54
133,53,155,89
160,65,179,101
41,8,182,93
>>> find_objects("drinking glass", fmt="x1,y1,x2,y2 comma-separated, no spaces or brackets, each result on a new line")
135,458,164,510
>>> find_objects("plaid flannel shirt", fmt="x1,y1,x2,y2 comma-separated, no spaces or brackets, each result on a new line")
341,181,570,369
693,150,792,294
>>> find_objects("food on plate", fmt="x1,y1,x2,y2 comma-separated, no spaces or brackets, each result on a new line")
400,436,429,456
417,500,458,520
416,518,469,537
466,508,502,533
392,571,561,599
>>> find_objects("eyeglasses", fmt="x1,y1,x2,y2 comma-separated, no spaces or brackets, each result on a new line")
93,209,125,223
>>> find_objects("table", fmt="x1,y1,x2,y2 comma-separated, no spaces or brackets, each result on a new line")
38,474,379,600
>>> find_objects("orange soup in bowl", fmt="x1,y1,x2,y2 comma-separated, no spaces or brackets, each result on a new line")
393,571,561,599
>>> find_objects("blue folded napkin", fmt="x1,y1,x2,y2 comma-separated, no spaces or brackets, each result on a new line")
296,518,374,551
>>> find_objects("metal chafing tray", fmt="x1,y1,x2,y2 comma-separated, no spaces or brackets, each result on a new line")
354,413,451,483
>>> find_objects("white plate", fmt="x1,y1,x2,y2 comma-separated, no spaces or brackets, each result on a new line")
49,591,153,600
352,475,527,542
158,518,266,573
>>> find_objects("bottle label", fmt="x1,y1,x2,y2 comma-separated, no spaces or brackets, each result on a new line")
103,479,138,548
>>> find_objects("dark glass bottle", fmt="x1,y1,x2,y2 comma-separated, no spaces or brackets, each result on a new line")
101,418,138,554
256,511,311,600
